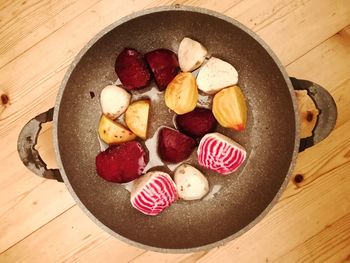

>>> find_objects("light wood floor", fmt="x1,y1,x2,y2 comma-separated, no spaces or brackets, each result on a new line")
0,0,349,262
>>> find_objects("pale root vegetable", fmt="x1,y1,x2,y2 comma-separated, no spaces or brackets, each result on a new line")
174,164,209,200
196,57,238,94
100,85,131,119
125,100,150,139
98,115,136,144
178,37,207,72
212,85,247,131
164,72,198,115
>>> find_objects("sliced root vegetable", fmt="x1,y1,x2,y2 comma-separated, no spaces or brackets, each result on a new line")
145,49,179,91
196,57,238,94
212,85,247,131
131,171,177,216
125,99,150,139
175,107,217,138
164,72,198,115
178,37,207,72
197,133,246,175
98,115,136,144
115,48,151,90
157,127,196,163
95,142,147,183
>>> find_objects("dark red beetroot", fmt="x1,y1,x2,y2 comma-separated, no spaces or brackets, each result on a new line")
176,107,217,138
145,49,179,91
158,127,196,163
96,142,148,183
115,48,151,90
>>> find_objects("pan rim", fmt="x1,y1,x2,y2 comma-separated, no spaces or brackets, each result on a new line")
53,5,300,253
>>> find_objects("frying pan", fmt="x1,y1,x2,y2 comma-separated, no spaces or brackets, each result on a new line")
17,6,337,252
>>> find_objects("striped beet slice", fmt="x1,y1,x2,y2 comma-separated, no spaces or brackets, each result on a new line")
130,171,177,216
197,133,246,175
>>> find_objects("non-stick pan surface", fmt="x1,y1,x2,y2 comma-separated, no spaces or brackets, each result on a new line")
54,6,299,252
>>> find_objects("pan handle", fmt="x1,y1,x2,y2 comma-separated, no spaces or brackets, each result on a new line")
290,77,337,152
17,108,63,182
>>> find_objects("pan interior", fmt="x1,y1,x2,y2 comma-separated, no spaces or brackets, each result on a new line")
57,10,296,250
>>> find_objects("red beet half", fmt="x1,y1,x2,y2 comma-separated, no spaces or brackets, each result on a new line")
95,141,148,183
176,107,217,138
157,127,196,163
115,48,151,90
145,49,179,91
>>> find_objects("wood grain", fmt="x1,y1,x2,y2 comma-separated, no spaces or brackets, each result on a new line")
226,0,350,64
0,0,101,68
274,213,350,263
0,0,349,262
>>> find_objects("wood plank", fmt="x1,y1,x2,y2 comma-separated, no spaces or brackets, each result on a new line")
0,206,110,263
225,0,350,65
0,0,101,68
0,123,56,212
331,78,350,128
129,250,206,262
0,75,75,255
0,122,73,253
182,0,241,12
287,26,350,96
274,213,350,263
64,236,145,263
0,178,75,253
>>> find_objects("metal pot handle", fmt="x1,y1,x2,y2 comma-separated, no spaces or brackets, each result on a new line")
290,77,338,152
17,108,63,182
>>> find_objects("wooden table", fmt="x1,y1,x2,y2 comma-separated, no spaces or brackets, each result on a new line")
0,0,349,262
